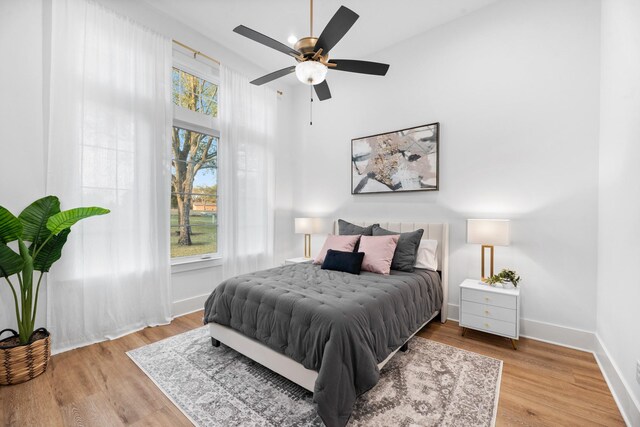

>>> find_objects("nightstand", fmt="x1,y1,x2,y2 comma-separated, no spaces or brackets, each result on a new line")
459,278,520,349
284,257,313,265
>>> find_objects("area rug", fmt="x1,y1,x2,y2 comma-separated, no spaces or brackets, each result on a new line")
127,327,502,426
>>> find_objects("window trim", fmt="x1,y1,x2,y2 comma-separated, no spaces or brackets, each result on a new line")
171,254,223,274
173,53,219,83
171,52,221,266
173,117,220,139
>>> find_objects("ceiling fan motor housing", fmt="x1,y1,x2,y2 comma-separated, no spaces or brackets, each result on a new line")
294,37,328,62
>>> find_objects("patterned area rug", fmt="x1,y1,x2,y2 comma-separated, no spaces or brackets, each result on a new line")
127,327,502,426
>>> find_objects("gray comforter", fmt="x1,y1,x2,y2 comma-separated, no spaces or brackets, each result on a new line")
204,263,442,427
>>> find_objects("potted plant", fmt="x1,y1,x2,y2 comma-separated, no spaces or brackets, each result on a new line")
485,268,521,288
0,196,109,385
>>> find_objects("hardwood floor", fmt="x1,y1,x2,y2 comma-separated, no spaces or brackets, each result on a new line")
419,322,625,427
0,312,625,426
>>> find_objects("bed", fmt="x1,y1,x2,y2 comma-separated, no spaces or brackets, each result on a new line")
204,221,449,427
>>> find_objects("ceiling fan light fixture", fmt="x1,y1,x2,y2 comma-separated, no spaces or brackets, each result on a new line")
295,61,328,85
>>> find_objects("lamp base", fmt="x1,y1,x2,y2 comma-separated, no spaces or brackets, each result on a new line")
481,244,494,280
304,234,311,259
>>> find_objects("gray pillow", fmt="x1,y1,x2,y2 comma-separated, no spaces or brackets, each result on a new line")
372,225,424,272
338,219,378,236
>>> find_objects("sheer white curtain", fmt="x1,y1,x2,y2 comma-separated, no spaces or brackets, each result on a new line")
219,66,276,278
47,0,172,352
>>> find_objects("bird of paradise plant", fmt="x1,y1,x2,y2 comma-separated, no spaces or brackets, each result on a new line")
0,196,109,344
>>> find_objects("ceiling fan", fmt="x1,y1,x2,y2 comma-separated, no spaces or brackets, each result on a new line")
233,0,390,101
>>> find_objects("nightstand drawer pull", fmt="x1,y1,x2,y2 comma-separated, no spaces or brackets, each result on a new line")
462,288,517,309
461,301,516,323
460,313,517,338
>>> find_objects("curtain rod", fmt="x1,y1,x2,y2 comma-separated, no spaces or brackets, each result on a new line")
171,39,284,96
172,39,221,65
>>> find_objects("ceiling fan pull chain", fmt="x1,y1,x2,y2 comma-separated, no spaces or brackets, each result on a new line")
310,85,313,125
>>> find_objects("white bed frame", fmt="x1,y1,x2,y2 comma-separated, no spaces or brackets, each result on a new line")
209,221,449,392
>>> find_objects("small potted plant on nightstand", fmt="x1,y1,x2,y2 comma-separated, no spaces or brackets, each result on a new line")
0,196,109,385
485,268,521,289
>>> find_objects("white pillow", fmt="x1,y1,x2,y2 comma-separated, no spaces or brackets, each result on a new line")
415,239,438,271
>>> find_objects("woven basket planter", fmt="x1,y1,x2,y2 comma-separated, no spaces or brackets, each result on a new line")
0,328,51,386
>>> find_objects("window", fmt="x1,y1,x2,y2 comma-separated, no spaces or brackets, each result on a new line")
172,68,218,117
171,59,220,260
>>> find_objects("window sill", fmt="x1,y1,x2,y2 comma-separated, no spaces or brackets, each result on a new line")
171,256,222,274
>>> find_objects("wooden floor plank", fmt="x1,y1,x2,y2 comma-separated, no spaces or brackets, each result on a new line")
0,312,625,426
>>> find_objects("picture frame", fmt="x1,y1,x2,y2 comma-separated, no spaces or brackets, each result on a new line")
351,122,440,194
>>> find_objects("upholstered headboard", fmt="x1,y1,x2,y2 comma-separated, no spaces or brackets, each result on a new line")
334,221,449,322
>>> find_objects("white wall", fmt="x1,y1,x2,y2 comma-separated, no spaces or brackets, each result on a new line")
597,0,640,423
290,0,601,333
0,0,48,332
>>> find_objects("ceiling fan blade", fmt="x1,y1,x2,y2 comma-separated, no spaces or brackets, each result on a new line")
250,66,296,86
314,80,332,101
233,25,301,58
328,59,390,76
315,6,359,55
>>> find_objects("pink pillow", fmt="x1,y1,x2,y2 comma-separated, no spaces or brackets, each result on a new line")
359,235,400,275
314,235,361,264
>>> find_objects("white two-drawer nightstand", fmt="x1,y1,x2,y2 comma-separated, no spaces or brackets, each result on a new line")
284,257,313,265
459,278,521,349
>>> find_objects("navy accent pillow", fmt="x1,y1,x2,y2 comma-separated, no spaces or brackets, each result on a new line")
372,225,424,272
321,249,365,275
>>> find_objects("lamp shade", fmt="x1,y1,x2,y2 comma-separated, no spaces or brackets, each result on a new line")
295,218,325,234
467,219,510,246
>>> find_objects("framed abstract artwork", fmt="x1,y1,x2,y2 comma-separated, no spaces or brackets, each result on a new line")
351,122,439,194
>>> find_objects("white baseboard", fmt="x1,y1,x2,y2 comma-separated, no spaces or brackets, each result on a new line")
447,303,459,322
447,302,639,425
171,294,209,318
594,335,640,427
519,318,595,352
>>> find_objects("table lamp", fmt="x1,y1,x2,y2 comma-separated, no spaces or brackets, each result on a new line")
295,218,324,259
467,219,511,280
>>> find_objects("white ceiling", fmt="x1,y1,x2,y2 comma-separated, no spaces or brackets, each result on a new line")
147,0,498,76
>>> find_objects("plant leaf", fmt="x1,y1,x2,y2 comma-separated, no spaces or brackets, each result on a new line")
46,207,110,235
0,244,24,277
0,206,23,244
32,229,70,272
18,196,61,248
